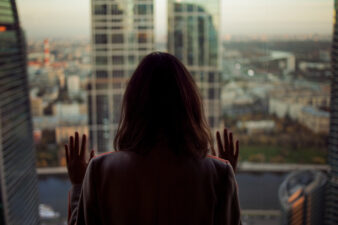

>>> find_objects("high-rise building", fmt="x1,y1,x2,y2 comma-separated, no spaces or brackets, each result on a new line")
0,0,40,224
168,0,221,134
279,170,327,225
325,0,338,223
89,0,155,152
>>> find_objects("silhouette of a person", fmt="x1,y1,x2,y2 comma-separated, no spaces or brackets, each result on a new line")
65,52,241,225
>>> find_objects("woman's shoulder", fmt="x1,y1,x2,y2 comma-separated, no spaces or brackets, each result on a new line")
91,150,138,168
206,155,231,168
204,155,235,177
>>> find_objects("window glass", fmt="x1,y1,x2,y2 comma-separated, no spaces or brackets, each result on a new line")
138,33,147,43
111,4,123,15
112,56,124,65
112,34,123,43
113,94,122,123
96,70,108,78
96,95,109,125
94,4,107,15
95,56,107,65
135,4,147,15
112,70,123,78
14,0,335,224
95,34,107,44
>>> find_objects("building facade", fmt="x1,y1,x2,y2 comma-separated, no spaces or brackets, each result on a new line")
89,0,155,152
279,171,327,225
168,0,221,134
325,0,338,223
0,0,40,224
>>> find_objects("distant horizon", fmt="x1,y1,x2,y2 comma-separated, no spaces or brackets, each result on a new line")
17,0,334,41
25,33,333,43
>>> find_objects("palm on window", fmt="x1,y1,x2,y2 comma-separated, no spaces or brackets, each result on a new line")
215,128,239,172
64,132,95,185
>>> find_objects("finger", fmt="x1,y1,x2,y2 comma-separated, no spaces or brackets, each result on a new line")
89,150,95,162
216,131,223,156
229,132,234,155
75,132,79,156
80,134,86,159
223,129,229,153
65,145,70,166
69,136,74,158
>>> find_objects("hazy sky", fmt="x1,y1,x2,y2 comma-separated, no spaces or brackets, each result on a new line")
16,0,334,40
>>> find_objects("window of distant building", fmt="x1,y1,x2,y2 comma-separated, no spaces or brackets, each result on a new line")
138,33,147,43
96,56,107,65
128,55,135,64
208,88,215,100
135,4,147,15
112,34,124,43
111,4,123,15
96,82,108,90
96,70,108,78
96,70,109,89
96,95,109,125
174,3,183,12
208,72,215,82
94,4,107,15
113,94,122,123
95,34,107,44
112,56,124,65
187,4,194,12
112,70,123,78
198,17,205,65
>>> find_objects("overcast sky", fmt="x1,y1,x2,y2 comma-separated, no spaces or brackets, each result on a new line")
16,0,334,40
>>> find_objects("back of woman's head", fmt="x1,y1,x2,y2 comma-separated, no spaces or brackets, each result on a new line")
114,52,213,158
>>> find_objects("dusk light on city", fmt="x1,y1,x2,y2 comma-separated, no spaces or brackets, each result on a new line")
0,0,337,224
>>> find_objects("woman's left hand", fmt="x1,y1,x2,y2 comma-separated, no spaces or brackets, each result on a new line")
215,128,239,172
65,132,95,185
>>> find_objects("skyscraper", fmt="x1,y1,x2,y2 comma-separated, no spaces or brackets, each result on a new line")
325,0,338,223
89,0,155,152
279,171,327,225
0,0,40,224
168,0,221,134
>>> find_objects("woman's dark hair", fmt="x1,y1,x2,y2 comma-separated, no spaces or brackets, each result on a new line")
114,52,213,158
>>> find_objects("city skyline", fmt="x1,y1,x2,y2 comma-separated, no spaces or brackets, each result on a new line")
4,0,335,223
16,0,334,40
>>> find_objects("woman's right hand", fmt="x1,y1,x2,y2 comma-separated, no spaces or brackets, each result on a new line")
215,128,239,172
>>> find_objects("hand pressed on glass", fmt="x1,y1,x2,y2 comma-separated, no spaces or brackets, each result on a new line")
215,128,239,172
64,132,95,185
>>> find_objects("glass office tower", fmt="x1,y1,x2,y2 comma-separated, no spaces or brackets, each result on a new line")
325,1,338,224
168,0,221,134
90,0,155,152
0,0,40,224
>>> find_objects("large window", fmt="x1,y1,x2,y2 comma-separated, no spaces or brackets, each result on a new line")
10,0,335,224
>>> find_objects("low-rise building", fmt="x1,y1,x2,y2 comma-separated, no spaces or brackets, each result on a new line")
299,106,329,134
237,120,276,134
31,97,44,116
